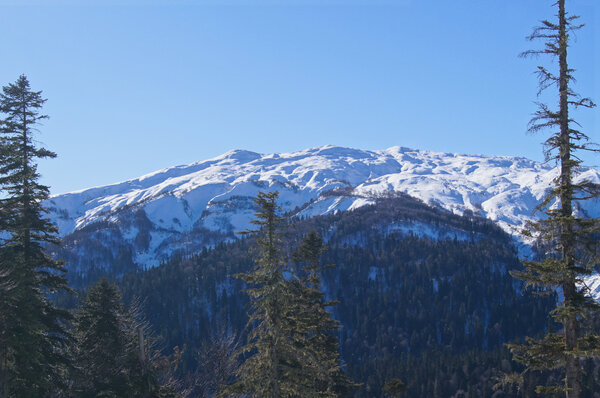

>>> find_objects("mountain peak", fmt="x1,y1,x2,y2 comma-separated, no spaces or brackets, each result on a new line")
216,149,262,162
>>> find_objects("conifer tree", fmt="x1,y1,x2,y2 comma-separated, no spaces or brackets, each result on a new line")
73,278,184,397
72,279,132,396
226,191,310,397
0,75,71,397
291,231,355,397
508,1,600,396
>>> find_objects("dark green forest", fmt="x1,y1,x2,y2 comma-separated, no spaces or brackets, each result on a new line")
59,194,578,397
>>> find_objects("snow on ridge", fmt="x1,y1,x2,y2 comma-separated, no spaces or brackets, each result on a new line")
45,145,600,299
47,145,600,239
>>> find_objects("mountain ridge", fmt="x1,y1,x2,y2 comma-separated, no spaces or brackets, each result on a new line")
46,145,600,269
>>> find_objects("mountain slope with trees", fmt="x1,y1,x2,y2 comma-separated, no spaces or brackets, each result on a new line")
104,195,562,397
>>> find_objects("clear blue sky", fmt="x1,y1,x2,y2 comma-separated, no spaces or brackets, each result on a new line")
0,0,598,194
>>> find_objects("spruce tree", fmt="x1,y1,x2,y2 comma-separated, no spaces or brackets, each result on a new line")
73,278,183,397
226,191,309,397
72,279,132,396
291,230,355,397
508,1,600,396
0,75,72,397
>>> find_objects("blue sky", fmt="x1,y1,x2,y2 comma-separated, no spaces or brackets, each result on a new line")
0,0,598,194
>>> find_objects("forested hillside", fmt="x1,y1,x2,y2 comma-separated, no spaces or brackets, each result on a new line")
94,196,561,397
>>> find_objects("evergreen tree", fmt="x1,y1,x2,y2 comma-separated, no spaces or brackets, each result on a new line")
72,279,132,396
508,1,600,396
226,191,310,397
73,278,184,397
0,75,71,397
291,230,355,397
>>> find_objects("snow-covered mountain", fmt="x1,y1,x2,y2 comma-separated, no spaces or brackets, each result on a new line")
46,145,600,270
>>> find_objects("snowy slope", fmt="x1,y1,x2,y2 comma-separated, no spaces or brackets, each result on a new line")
46,145,600,269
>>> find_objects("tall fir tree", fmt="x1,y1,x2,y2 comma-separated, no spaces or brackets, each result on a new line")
508,1,600,396
225,191,311,397
0,75,72,397
291,230,355,397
